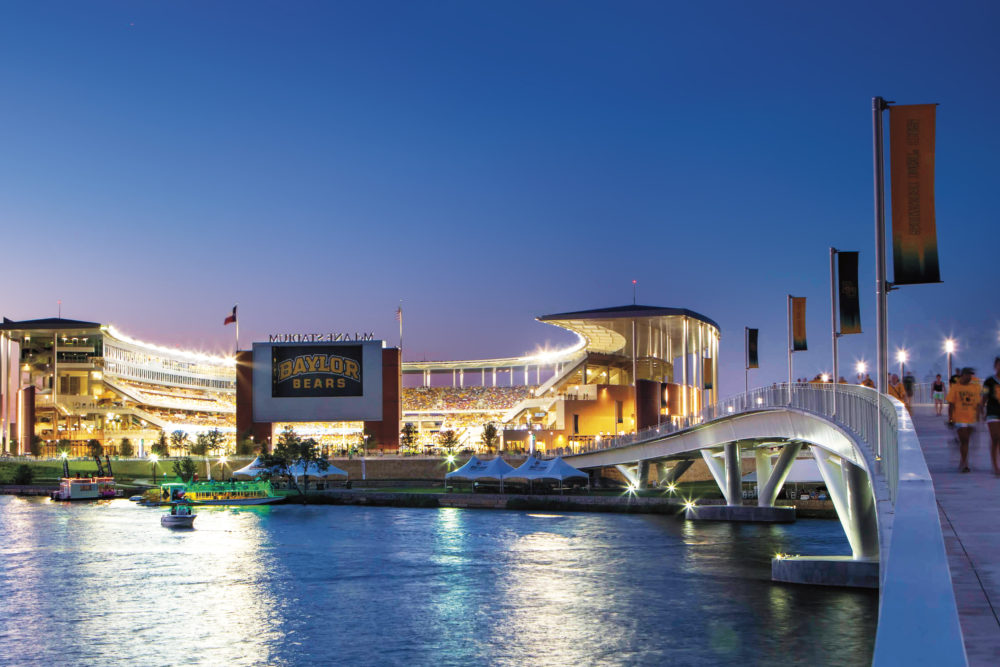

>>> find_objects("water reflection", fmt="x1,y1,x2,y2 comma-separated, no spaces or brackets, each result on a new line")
0,497,876,666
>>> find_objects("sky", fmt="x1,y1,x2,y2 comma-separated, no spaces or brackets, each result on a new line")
1,1,998,394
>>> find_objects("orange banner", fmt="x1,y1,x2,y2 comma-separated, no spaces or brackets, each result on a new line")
791,296,807,351
889,104,940,284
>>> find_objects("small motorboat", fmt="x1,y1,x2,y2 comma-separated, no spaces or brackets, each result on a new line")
128,495,143,502
161,503,196,529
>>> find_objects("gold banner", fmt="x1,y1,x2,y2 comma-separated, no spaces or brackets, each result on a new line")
889,104,940,284
791,296,807,351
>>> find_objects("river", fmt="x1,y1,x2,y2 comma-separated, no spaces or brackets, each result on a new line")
0,496,876,665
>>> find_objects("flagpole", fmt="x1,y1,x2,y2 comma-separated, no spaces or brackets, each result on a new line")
235,304,239,354
398,301,403,357
787,295,793,404
830,248,839,417
873,96,889,397
744,327,749,395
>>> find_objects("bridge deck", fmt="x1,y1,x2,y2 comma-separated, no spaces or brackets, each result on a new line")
912,404,1000,666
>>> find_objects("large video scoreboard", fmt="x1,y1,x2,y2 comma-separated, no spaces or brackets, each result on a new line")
251,340,384,422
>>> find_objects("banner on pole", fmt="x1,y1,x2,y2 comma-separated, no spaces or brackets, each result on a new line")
837,251,862,334
703,358,713,390
746,328,759,369
890,104,941,285
791,297,807,351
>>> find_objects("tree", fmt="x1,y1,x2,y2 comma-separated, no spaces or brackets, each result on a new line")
438,429,459,455
57,438,72,457
189,433,210,457
235,435,256,456
481,422,499,453
169,430,189,455
13,464,34,485
152,432,169,457
87,439,103,459
172,456,197,482
400,423,418,452
119,437,134,458
204,428,225,455
261,427,328,496
29,435,44,458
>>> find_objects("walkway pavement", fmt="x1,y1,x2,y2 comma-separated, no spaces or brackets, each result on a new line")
911,405,1000,666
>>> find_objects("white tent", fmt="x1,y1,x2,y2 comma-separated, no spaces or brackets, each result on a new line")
232,456,274,479
445,456,484,480
503,456,588,493
446,456,515,491
288,460,349,479
742,458,823,483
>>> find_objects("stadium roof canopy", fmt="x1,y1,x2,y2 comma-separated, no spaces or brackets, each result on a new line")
537,304,719,358
0,317,102,332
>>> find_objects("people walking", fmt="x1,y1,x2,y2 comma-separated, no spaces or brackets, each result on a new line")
947,367,982,473
983,358,1000,476
932,374,946,416
887,373,909,407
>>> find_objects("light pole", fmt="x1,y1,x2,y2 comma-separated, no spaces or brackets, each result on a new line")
944,338,956,379
150,454,159,484
896,349,908,379
219,455,228,479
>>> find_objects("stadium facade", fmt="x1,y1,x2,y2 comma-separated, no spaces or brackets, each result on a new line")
0,304,719,456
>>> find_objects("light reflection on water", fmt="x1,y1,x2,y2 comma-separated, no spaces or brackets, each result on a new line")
0,496,876,666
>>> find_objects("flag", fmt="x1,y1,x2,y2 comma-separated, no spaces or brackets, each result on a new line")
790,296,807,351
837,251,862,335
889,104,941,285
703,357,713,390
395,305,402,322
224,306,237,326
746,328,759,369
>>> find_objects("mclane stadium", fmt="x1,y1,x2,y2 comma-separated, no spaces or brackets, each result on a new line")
0,305,719,457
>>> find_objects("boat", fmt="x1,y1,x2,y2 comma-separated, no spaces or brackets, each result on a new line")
161,503,196,528
128,495,143,502
51,476,117,501
158,480,283,506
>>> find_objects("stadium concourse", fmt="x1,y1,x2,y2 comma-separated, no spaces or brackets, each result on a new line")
0,304,719,457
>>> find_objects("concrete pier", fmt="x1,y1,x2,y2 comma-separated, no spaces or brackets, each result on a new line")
771,555,879,589
684,504,795,523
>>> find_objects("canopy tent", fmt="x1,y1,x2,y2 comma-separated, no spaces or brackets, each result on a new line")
445,456,515,491
232,456,274,480
444,456,484,480
503,456,588,493
287,460,349,479
742,458,823,483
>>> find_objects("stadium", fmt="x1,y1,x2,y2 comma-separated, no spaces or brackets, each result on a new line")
0,305,719,457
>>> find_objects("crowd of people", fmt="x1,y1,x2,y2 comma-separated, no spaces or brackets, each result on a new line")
402,386,534,412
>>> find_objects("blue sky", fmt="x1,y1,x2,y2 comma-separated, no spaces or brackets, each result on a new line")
1,1,997,392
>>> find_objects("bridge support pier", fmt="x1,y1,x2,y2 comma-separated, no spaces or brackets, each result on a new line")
758,442,802,507
659,460,693,486
771,448,880,589
690,443,795,523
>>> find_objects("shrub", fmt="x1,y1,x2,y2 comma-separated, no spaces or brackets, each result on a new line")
13,464,34,485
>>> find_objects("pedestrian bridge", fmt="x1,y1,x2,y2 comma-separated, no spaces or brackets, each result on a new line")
563,383,966,666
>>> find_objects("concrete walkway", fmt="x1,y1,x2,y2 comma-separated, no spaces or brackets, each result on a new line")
911,405,1000,666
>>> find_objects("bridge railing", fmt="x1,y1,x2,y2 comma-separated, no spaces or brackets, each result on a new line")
567,383,901,503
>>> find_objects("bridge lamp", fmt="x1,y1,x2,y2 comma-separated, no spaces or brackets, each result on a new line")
855,360,867,378
665,483,677,493
820,373,830,383
944,339,956,378
683,500,696,511
896,349,909,378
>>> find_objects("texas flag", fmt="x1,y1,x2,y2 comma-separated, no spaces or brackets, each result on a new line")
224,305,237,326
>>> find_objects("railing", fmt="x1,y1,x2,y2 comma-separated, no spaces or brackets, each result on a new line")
565,383,900,503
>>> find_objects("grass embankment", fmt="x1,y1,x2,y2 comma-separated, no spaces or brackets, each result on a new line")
0,458,231,485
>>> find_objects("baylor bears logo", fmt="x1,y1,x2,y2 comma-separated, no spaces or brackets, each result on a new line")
272,344,364,398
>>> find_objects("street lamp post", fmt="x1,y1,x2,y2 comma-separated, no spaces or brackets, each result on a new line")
150,454,159,484
945,339,956,379
896,349,908,379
